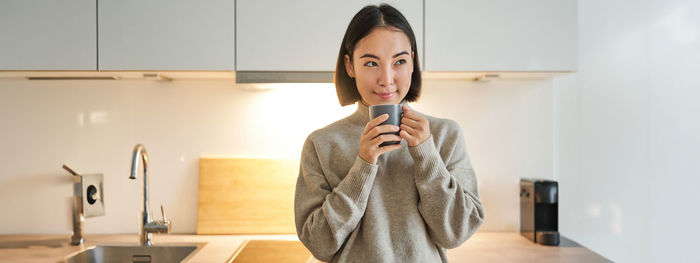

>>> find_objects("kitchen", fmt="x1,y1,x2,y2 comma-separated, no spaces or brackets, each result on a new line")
1,0,698,262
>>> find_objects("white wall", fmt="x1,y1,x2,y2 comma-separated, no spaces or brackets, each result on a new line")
415,79,554,232
554,0,700,262
0,78,553,234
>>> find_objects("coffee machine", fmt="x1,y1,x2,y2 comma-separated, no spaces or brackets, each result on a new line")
519,178,559,246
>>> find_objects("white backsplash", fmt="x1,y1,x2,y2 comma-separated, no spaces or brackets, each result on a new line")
0,78,554,234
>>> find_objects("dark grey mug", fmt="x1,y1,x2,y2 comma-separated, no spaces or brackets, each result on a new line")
369,104,403,147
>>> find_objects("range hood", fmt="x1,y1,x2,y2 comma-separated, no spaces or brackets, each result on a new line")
233,70,573,84
234,71,334,84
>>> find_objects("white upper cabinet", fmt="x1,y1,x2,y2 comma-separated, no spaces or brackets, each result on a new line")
98,0,235,70
0,0,96,70
235,0,423,71
425,0,576,71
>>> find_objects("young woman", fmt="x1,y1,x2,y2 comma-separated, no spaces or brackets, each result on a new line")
294,4,485,262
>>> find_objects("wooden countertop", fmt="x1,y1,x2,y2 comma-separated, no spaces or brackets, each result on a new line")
0,232,610,263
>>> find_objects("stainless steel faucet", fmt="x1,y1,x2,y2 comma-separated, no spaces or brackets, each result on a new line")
129,144,171,246
69,179,85,246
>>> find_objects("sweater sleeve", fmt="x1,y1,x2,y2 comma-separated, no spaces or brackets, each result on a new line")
294,136,378,262
408,121,486,249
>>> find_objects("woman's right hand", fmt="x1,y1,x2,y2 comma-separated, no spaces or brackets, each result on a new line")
359,114,403,164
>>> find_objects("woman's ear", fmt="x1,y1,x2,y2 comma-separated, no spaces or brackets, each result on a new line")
344,54,355,78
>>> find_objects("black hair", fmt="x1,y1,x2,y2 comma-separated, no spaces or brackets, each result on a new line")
334,4,422,106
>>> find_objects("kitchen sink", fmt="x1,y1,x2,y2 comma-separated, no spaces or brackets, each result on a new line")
63,244,202,263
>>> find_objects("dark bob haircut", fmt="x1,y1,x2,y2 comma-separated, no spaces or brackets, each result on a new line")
335,4,422,106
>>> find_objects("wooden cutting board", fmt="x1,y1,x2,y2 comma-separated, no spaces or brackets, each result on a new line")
230,240,312,263
197,158,300,234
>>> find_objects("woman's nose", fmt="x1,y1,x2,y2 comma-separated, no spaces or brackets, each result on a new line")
378,66,394,86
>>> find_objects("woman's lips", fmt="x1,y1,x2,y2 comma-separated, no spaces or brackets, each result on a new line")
376,92,395,99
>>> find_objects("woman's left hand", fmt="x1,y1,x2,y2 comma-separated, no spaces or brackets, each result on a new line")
399,105,431,147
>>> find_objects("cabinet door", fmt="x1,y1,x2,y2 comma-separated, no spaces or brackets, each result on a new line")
0,0,96,70
425,0,576,71
98,0,235,70
236,0,423,71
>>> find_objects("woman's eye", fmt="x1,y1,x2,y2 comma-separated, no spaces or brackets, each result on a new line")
364,61,378,67
394,59,406,65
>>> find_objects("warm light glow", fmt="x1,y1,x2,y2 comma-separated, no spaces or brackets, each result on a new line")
241,83,356,158
238,83,334,91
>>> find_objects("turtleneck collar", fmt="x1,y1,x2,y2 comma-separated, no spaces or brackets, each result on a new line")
347,100,409,125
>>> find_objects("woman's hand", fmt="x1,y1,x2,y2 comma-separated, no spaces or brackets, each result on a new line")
400,105,431,147
359,114,403,164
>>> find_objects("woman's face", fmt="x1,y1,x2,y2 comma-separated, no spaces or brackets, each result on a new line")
345,27,414,106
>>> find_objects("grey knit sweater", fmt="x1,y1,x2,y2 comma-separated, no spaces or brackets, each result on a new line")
294,102,485,263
